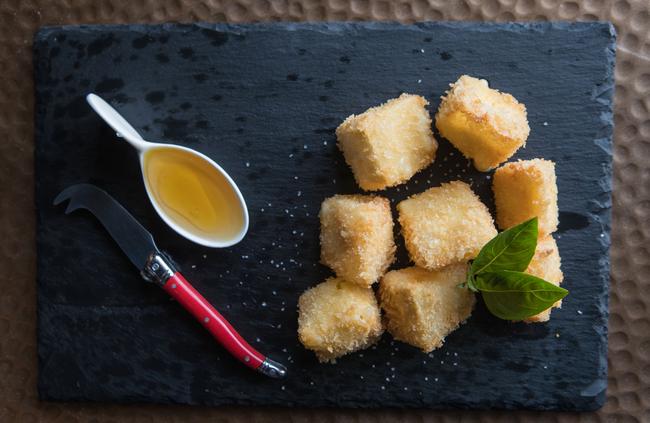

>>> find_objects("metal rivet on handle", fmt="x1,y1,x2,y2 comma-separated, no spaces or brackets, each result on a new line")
204,317,210,323
244,355,250,362
171,284,177,289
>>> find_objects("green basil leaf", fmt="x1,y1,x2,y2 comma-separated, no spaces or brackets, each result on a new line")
470,217,538,276
475,270,568,321
466,272,479,292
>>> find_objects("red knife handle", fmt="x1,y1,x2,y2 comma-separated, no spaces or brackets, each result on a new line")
161,272,286,378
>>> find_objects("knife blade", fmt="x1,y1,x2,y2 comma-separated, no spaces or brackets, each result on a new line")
54,184,158,271
54,183,286,379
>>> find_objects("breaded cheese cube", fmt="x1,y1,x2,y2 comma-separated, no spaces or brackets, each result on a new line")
492,159,559,235
336,94,438,191
298,278,383,362
320,195,395,287
397,181,497,270
379,264,475,352
435,75,530,171
523,235,564,323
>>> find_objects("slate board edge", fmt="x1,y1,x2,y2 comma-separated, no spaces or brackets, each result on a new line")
583,16,616,411
34,20,617,42
33,22,615,411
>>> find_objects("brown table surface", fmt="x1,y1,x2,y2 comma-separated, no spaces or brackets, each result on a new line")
2,0,648,421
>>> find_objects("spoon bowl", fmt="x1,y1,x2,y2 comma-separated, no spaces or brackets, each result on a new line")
86,93,249,248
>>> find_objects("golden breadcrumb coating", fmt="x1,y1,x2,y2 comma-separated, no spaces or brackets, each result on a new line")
320,195,395,287
379,264,475,352
523,235,564,323
492,158,559,236
397,181,497,270
298,278,383,362
435,75,529,171
336,93,438,191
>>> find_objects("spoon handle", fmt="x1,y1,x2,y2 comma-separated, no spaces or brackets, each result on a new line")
162,271,287,378
86,93,150,150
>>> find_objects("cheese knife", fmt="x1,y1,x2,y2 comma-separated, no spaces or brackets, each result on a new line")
54,183,287,378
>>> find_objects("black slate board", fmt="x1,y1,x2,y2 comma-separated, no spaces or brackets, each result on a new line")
34,22,615,410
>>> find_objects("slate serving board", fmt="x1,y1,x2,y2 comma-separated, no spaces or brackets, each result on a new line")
34,22,615,410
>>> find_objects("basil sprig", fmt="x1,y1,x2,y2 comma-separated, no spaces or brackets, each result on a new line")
464,217,568,320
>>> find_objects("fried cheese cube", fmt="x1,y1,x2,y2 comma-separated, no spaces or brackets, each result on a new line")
397,181,497,270
379,265,475,352
435,75,530,171
320,195,395,287
492,159,559,235
523,235,564,323
336,94,438,191
298,278,383,362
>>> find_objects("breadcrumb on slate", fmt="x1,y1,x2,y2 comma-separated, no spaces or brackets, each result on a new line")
492,158,559,236
397,181,497,270
379,265,475,352
298,278,383,362
523,235,564,323
336,93,437,191
435,75,529,171
320,194,395,287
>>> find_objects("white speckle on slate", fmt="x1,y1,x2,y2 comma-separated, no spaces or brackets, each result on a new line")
543,121,548,126
577,310,583,315
245,162,250,167
417,79,422,84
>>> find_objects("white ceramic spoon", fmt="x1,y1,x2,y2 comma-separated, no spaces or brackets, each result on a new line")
86,93,249,248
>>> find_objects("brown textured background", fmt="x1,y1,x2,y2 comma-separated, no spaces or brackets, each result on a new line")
1,0,647,421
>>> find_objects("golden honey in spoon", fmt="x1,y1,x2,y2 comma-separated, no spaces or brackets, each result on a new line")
143,147,245,243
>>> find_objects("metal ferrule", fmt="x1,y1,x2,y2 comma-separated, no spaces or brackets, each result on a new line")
141,251,176,286
257,357,287,379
